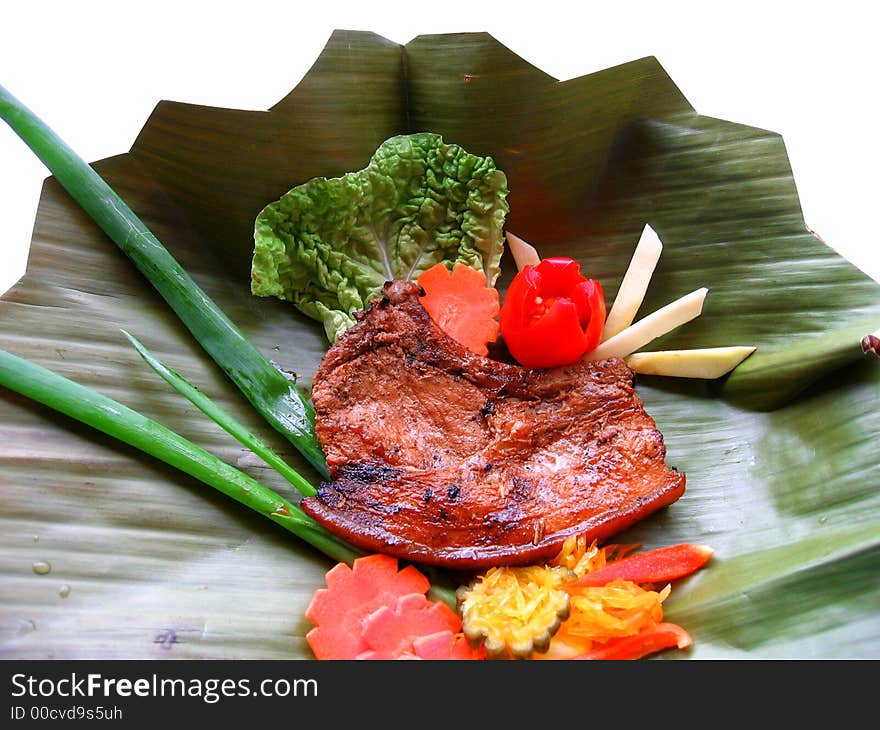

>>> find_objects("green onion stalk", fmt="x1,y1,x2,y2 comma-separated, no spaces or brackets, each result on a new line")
0,347,356,564
123,330,317,498
0,83,328,479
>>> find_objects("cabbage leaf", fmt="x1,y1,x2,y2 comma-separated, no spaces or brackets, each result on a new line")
250,132,509,342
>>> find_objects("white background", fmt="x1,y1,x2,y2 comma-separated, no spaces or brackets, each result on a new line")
2,1,878,297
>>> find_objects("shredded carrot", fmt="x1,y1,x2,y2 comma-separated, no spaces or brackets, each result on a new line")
536,579,671,659
564,580,670,641
550,535,639,577
417,262,500,356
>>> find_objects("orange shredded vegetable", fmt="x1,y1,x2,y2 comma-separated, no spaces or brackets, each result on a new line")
535,580,671,659
550,535,639,577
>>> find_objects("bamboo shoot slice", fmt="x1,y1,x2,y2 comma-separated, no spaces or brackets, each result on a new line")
587,287,708,360
602,224,664,341
506,231,541,270
626,346,757,379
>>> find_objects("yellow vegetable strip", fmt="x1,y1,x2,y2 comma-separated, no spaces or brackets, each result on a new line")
602,224,664,340
626,346,756,379
506,231,541,271
587,287,708,361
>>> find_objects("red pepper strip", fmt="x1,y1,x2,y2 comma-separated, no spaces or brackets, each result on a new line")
571,544,714,587
573,623,692,660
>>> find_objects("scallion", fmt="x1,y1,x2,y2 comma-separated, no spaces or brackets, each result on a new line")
122,329,317,497
0,346,356,564
0,83,328,478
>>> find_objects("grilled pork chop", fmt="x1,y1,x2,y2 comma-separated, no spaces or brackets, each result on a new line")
301,280,685,569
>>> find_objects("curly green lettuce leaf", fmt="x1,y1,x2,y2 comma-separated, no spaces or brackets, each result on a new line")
251,132,509,342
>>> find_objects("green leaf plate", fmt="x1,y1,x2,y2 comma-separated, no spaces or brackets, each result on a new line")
1,30,878,659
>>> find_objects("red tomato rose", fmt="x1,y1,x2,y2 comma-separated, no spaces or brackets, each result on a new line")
499,257,605,369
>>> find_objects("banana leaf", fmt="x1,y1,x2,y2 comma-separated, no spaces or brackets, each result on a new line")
0,30,877,659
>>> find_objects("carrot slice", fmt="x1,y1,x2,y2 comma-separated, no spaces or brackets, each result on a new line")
356,592,462,660
305,554,431,660
357,631,485,660
413,631,487,660
573,622,692,660
571,544,713,587
417,262,500,356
